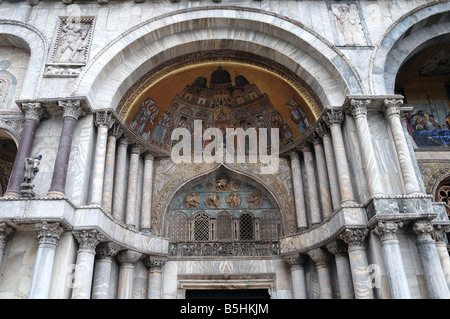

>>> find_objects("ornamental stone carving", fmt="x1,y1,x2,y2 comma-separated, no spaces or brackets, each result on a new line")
116,249,142,265
373,221,402,242
0,222,14,248
58,99,85,120
109,123,123,139
412,220,434,243
349,99,370,118
95,111,115,129
215,176,230,191
307,247,330,264
225,192,242,208
340,228,369,247
22,102,46,123
324,108,343,127
36,222,64,246
326,240,348,256
20,155,42,198
432,224,450,243
169,241,280,257
96,242,120,260
143,255,167,272
73,229,103,252
246,191,263,208
383,99,403,119
204,193,221,208
184,192,200,209
283,252,306,269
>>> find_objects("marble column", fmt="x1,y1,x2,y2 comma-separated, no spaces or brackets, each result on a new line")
0,223,14,267
144,255,167,299
92,242,120,299
116,249,142,299
289,151,308,231
71,230,103,299
112,136,128,222
307,248,333,299
326,240,354,299
301,144,321,226
340,228,374,299
4,102,46,198
90,112,115,205
316,123,341,211
373,221,411,299
126,144,141,227
433,224,450,290
311,134,333,221
28,222,64,299
349,99,384,197
48,100,85,197
383,99,421,195
324,108,356,204
141,153,154,233
283,253,307,299
412,221,450,299
102,124,123,212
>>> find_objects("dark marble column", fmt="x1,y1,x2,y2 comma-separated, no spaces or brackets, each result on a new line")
48,100,85,197
4,102,46,198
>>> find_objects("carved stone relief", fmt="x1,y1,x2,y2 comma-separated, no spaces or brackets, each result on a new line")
331,3,368,46
225,192,242,208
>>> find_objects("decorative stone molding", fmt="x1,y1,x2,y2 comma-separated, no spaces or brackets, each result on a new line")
373,220,402,242
383,99,403,119
118,135,129,147
36,222,64,247
0,117,24,142
0,222,14,248
95,111,115,129
340,228,369,247
432,224,450,244
326,240,348,256
349,99,370,118
144,152,155,161
109,123,123,139
143,255,167,272
412,220,434,243
130,143,141,155
307,247,330,265
315,122,329,138
22,102,46,123
73,229,103,252
96,242,120,260
324,108,343,127
289,150,299,161
282,252,306,269
169,241,280,257
116,249,142,265
58,99,85,120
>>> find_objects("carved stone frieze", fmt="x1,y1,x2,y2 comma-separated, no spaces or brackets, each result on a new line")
169,241,280,257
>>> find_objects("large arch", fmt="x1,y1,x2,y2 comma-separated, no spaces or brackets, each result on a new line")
370,1,450,95
73,7,364,111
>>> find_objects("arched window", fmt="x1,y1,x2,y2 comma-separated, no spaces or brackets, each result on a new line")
436,177,450,217
194,212,210,241
169,212,190,241
259,211,278,240
216,212,233,240
239,213,254,240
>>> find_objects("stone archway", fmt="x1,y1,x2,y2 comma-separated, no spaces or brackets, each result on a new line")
0,130,17,197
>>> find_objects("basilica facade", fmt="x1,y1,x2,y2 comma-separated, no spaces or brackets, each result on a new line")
0,0,449,299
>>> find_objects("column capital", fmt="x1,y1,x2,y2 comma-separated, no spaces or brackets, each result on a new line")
373,220,402,242
73,229,103,252
326,240,348,256
118,135,129,147
109,123,123,139
289,150,300,161
130,143,141,155
36,222,64,246
22,102,47,123
116,249,142,265
383,99,403,119
432,224,450,244
95,111,115,129
315,122,330,138
309,132,323,146
283,252,307,269
340,228,369,247
299,142,312,153
349,99,370,118
324,108,344,127
0,222,15,248
144,152,155,161
143,255,167,272
58,99,85,120
412,220,434,243
96,242,120,260
307,247,330,264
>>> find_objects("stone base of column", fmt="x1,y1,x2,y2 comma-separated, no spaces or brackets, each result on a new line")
47,191,65,198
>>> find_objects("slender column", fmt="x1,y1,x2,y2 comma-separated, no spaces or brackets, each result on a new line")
316,123,341,211
340,228,374,299
4,102,46,198
0,223,14,267
71,230,103,299
349,99,384,197
326,240,354,299
112,136,128,221
324,108,356,204
374,221,411,298
144,255,167,299
301,144,321,226
28,222,64,299
383,99,421,195
116,249,142,299
412,221,450,299
141,153,155,233
311,134,333,220
48,100,85,197
289,151,308,231
90,112,115,205
102,124,123,212
92,242,120,299
307,248,333,299
126,144,141,227
432,224,450,290
283,253,307,299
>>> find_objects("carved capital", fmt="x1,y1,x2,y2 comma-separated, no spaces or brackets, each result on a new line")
118,136,129,147
432,224,450,244
109,123,123,139
22,102,46,123
309,132,322,146
0,222,15,248
340,228,369,247
412,220,434,243
349,99,370,118
315,122,330,138
307,248,330,265
143,255,167,272
374,221,402,242
95,111,115,129
96,242,120,260
326,240,348,256
383,99,403,119
73,230,103,252
324,108,343,127
36,222,64,247
283,252,306,269
299,142,312,154
116,249,142,265
58,100,85,120
144,152,155,161
130,143,141,155
289,150,300,162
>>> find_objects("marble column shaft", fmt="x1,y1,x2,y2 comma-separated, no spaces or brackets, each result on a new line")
144,255,167,299
112,137,128,221
5,102,45,197
48,100,85,197
307,248,333,299
433,225,450,290
289,151,308,230
90,112,115,205
28,222,64,299
374,221,411,299
302,144,321,225
116,250,142,299
102,124,123,211
341,228,374,299
326,240,354,299
349,100,384,197
126,144,141,227
71,230,103,299
312,137,333,220
384,99,421,195
324,109,355,204
413,221,450,299
283,253,307,299
140,153,154,232
92,242,120,299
